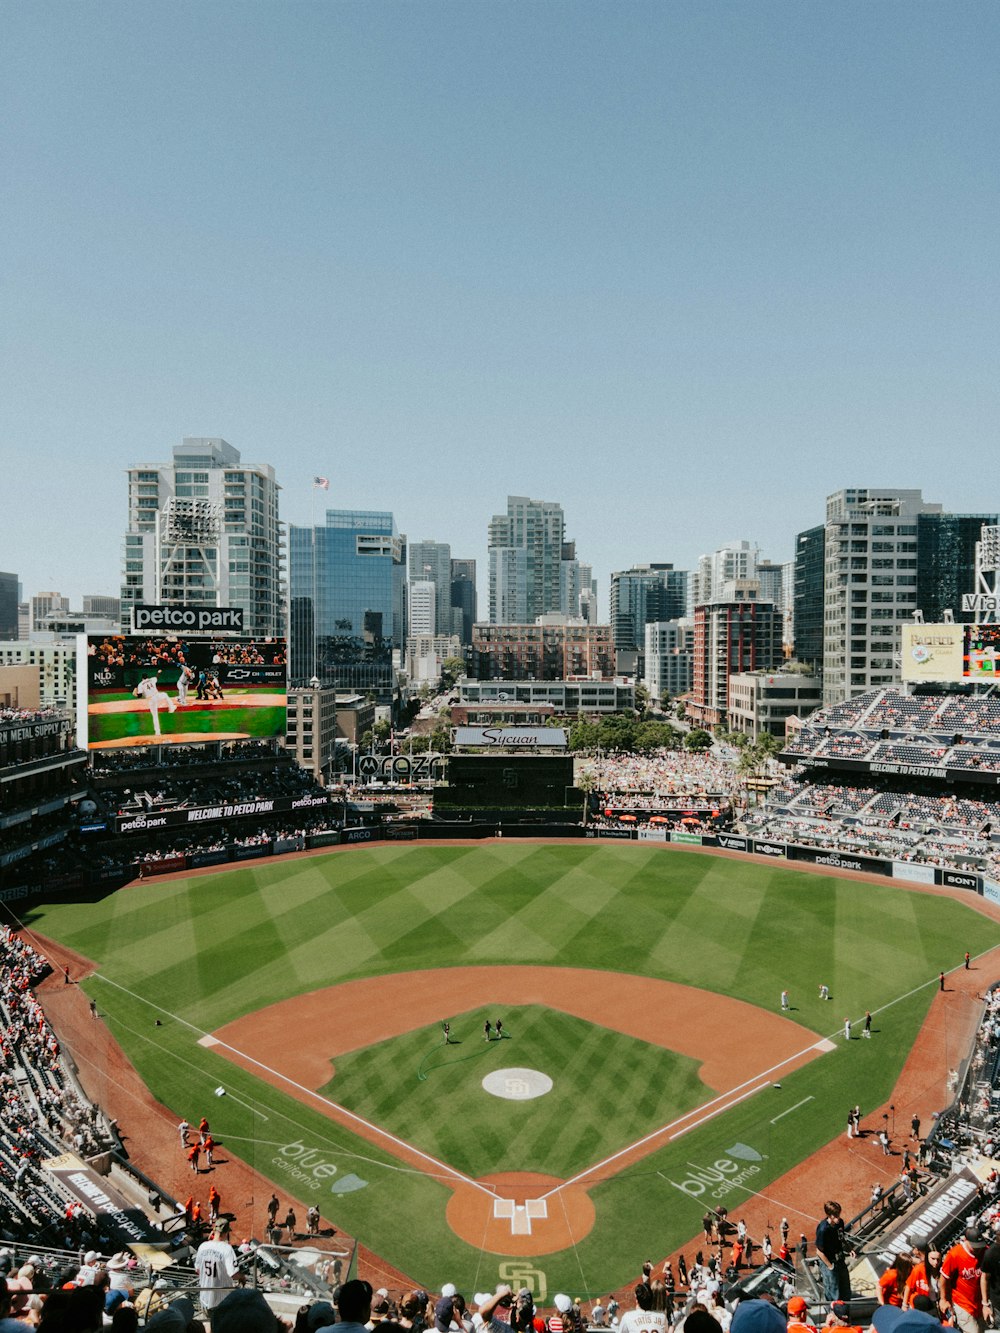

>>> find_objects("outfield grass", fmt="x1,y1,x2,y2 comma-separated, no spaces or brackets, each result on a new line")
26,843,1000,1295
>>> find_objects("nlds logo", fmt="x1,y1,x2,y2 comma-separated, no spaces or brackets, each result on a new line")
94,669,114,686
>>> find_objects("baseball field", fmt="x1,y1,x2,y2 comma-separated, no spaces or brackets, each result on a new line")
27,841,1000,1296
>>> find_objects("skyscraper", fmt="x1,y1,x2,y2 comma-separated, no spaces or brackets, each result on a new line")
488,496,565,623
450,558,478,645
690,541,759,608
288,509,405,698
121,437,282,636
0,573,18,641
408,540,452,636
792,525,825,670
609,564,689,653
690,582,782,728
814,488,997,707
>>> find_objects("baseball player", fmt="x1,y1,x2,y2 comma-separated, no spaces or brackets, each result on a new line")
176,665,195,707
133,676,176,736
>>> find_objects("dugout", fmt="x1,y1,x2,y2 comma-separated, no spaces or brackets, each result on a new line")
435,753,580,824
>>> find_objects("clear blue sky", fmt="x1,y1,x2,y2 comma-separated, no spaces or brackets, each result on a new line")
3,1,998,613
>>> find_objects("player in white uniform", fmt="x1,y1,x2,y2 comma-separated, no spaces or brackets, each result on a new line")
132,676,176,736
176,665,195,707
194,1219,242,1311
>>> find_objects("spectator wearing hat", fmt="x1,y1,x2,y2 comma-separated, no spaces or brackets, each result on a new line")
786,1296,816,1333
731,1301,787,1333
547,1294,573,1333
870,1304,943,1333
212,1289,282,1332
825,1301,864,1333
306,1300,338,1330
941,1228,989,1333
194,1218,241,1313
138,1294,195,1332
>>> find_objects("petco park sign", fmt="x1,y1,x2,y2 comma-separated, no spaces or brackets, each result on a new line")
454,727,568,749
132,604,245,633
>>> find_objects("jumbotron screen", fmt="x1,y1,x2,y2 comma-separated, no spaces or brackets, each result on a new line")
77,635,287,750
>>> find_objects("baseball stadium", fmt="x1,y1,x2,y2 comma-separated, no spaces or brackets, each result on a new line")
5,682,1000,1325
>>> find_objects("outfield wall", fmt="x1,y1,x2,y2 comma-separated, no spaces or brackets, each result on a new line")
0,819,986,904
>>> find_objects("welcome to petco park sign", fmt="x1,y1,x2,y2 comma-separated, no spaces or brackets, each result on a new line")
453,727,568,749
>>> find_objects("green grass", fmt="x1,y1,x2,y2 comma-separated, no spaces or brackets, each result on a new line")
323,1006,707,1178
26,843,999,1295
88,695,286,743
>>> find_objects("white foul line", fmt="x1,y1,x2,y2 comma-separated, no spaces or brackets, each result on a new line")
770,1096,813,1124
540,1037,828,1201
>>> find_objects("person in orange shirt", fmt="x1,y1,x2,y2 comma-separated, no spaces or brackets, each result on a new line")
879,1253,914,1307
786,1295,817,1333
941,1227,989,1333
904,1246,943,1309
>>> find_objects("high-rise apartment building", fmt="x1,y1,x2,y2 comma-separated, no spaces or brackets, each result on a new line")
408,580,436,637
610,564,689,652
816,488,997,707
690,541,759,608
82,595,121,621
793,525,825,670
488,496,565,623
121,437,282,637
0,574,18,641
31,592,69,631
450,558,477,645
408,540,452,636
472,618,615,681
689,582,782,728
288,509,405,699
643,620,694,700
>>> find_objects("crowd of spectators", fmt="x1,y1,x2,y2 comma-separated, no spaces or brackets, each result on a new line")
90,741,276,779
90,638,285,672
0,708,63,726
579,751,740,800
0,927,119,1251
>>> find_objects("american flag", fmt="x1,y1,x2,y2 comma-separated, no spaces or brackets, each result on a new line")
313,476,330,490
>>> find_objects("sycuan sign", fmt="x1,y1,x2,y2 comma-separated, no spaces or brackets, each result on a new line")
453,727,568,749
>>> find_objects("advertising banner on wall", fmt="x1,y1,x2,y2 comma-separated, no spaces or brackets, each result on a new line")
900,624,966,684
78,634,287,750
113,792,337,836
940,868,980,892
893,861,936,885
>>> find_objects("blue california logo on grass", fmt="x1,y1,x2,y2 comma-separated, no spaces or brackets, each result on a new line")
666,1145,766,1199
330,1174,367,1195
725,1142,765,1161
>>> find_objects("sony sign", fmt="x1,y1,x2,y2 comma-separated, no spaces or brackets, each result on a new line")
133,604,245,633
453,726,568,749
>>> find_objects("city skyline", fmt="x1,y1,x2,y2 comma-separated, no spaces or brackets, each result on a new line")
4,3,999,609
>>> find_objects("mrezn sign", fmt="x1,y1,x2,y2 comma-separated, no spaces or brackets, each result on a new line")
132,605,245,633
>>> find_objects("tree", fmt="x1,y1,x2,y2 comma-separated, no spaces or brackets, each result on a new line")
429,723,452,754
684,728,713,752
659,690,672,711
372,719,392,749
675,699,688,722
577,770,596,824
441,656,467,687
